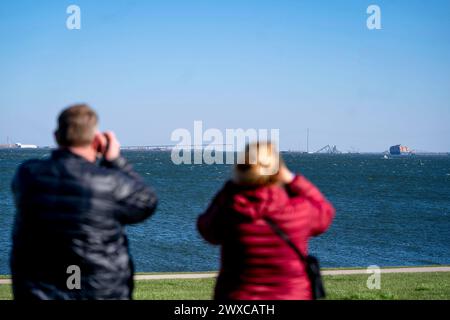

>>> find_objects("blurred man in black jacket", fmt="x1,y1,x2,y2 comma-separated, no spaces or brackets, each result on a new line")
10,104,158,300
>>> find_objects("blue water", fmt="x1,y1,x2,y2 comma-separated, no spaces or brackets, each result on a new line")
1,149,449,274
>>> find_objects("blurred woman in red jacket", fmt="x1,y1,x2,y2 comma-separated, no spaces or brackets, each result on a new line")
197,142,335,300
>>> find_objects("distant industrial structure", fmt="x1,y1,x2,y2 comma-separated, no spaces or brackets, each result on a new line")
0,137,38,149
306,128,310,153
314,145,342,154
302,129,342,154
0,136,15,149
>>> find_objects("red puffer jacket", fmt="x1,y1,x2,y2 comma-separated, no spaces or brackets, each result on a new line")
197,175,335,300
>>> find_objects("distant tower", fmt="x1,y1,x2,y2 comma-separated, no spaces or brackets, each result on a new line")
306,128,310,153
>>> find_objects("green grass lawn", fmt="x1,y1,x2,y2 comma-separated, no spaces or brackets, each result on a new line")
1,272,449,300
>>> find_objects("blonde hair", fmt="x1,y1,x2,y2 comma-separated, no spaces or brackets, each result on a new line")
233,142,282,186
55,104,98,147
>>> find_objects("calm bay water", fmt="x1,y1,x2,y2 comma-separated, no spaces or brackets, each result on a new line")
0,149,449,274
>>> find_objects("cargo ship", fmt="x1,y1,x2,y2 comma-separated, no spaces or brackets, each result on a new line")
389,145,413,156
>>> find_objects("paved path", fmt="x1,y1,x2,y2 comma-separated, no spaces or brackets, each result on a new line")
1,266,449,285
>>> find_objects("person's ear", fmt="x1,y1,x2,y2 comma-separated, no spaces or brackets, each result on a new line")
91,132,103,153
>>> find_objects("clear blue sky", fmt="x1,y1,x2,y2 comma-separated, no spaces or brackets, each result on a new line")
1,0,449,152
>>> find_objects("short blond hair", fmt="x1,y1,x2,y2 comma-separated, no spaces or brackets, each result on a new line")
55,104,98,147
233,142,281,186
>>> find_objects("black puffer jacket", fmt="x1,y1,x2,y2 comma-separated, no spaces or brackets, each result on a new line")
10,149,158,300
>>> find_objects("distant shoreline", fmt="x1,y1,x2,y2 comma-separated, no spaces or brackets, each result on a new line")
0,146,449,156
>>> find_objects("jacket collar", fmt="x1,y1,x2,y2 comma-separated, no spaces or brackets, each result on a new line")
51,148,91,163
